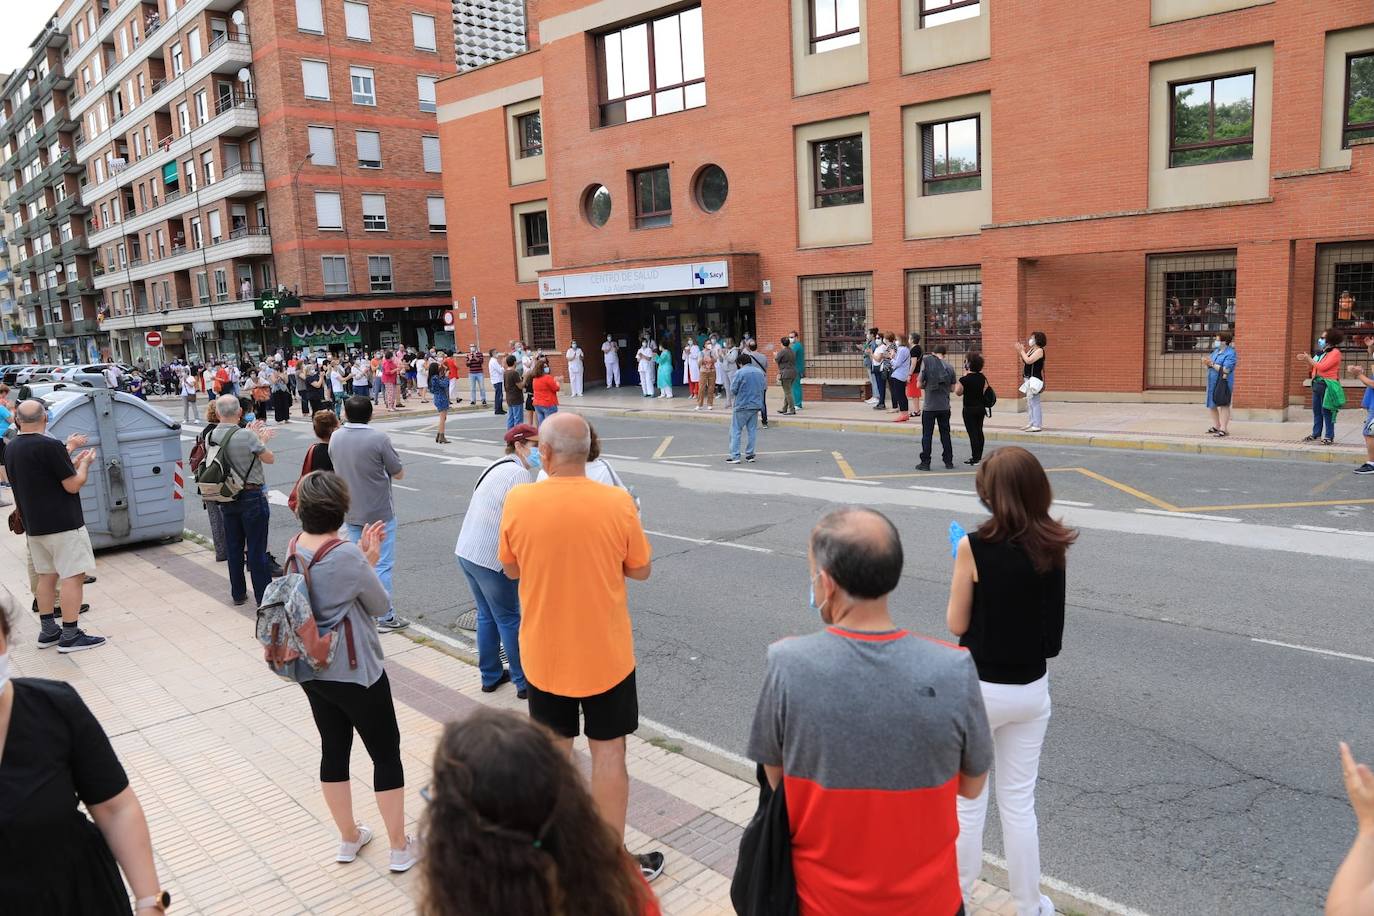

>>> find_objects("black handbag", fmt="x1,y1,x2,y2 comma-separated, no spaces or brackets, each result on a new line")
1212,373,1232,407
730,765,799,916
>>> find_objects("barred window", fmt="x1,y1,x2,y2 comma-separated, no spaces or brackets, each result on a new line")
1163,269,1235,354
801,273,872,380
523,304,556,350
907,267,982,356
1316,243,1374,376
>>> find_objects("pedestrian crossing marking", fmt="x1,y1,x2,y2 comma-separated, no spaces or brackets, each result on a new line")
652,436,674,459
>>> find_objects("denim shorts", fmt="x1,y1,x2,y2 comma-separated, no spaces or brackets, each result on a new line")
1364,409,1374,439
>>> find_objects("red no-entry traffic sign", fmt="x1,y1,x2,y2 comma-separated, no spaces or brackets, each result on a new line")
145,331,163,348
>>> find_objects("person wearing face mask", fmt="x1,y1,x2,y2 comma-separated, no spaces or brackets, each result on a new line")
1201,331,1237,437
454,424,540,700
602,335,621,388
1017,332,1047,432
1298,329,1345,445
0,587,170,915
565,340,585,397
636,339,657,397
745,508,993,916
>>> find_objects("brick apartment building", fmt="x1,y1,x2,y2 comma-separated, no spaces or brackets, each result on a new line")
436,0,1374,414
1,0,454,367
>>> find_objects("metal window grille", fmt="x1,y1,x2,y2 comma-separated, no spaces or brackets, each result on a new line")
1145,251,1236,389
906,266,982,356
1315,242,1374,377
522,303,555,350
800,273,872,379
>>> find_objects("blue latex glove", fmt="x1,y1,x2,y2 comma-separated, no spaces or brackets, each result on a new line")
948,521,966,558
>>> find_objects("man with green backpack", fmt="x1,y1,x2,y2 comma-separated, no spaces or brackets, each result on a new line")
197,394,276,606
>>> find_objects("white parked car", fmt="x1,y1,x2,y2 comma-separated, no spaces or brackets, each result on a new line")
51,363,131,387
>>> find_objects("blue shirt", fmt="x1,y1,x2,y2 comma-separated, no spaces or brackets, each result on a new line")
1208,346,1236,388
731,363,766,411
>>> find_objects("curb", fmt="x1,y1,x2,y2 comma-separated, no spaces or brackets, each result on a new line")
572,404,1363,465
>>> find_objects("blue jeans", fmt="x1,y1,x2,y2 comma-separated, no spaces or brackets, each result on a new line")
220,489,271,604
1312,381,1335,439
457,557,525,690
492,382,504,415
506,403,522,428
470,375,486,403
345,517,398,623
730,408,759,459
535,404,558,426
372,377,384,403
870,368,886,407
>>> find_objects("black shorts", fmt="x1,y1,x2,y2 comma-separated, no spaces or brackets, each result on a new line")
526,669,638,741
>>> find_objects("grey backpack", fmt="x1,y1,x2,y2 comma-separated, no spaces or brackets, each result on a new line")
194,427,257,502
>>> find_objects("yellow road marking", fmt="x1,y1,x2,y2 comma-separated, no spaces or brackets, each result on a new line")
832,452,857,480
1309,471,1349,497
1177,497,1374,512
652,436,673,459
1068,469,1181,512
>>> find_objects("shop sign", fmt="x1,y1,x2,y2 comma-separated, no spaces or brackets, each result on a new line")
290,321,363,346
220,319,257,331
539,260,729,301
191,321,216,333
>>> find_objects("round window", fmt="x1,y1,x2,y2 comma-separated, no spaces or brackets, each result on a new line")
695,164,729,213
584,184,613,228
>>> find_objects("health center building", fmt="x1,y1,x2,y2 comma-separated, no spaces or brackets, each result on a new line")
437,0,1374,413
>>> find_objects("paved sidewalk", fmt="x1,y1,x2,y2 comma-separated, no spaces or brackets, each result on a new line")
555,385,1371,463
1,530,1031,915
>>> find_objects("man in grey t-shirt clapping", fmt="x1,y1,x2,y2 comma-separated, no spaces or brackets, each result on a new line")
328,396,409,630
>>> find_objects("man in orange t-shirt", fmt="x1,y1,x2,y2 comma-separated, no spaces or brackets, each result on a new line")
498,412,664,881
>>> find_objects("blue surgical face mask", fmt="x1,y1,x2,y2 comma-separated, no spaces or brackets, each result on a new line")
809,574,828,623
0,651,9,693
526,448,542,471
1317,337,1327,350
244,412,256,423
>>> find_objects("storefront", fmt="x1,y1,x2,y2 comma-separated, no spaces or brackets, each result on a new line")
284,306,457,355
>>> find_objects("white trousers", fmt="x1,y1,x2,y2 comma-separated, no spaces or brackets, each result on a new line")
605,360,620,387
570,365,584,396
957,675,1053,916
640,365,655,395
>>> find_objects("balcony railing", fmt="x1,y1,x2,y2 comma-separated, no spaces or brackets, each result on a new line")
214,92,256,116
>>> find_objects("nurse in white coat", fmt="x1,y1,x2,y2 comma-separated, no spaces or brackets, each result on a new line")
637,341,656,396
602,335,620,387
684,342,702,398
565,341,585,397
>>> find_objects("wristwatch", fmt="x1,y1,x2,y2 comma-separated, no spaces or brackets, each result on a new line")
134,890,172,912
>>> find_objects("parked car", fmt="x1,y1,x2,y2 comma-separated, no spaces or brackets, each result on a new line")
0,365,40,386
12,364,60,385
51,363,131,387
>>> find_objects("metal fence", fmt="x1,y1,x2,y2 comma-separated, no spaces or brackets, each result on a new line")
800,273,871,379
1315,242,1374,377
1145,250,1236,389
906,266,983,357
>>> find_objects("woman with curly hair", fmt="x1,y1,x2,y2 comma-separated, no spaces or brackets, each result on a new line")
421,708,659,916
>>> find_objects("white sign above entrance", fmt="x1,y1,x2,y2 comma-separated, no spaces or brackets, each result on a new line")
539,261,729,301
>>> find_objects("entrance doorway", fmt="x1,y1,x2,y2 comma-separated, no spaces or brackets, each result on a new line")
594,293,756,385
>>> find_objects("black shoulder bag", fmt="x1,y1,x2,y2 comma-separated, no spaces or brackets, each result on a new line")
730,765,799,916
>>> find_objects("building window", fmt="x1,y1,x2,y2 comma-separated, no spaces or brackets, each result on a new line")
322,256,350,294
694,164,728,212
308,126,336,166
1316,243,1374,375
196,271,210,304
633,167,672,228
1163,267,1236,354
427,196,446,232
355,130,381,168
361,194,387,230
1344,52,1374,148
302,60,330,101
523,304,556,350
417,76,437,113
351,67,376,106
598,6,705,126
314,191,342,230
432,255,451,289
522,210,549,256
296,0,324,33
584,184,612,227
921,116,980,195
816,288,867,353
412,13,437,51
422,136,441,172
813,134,864,207
920,0,980,27
171,43,184,76
344,1,371,41
800,272,874,380
517,112,543,158
214,269,228,302
913,271,983,357
1169,71,1255,167
368,255,393,292
810,0,860,53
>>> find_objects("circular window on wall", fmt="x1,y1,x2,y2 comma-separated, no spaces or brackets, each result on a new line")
694,164,729,213
584,184,613,227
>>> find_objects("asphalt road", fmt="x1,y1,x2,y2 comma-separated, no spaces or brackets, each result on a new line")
174,403,1374,916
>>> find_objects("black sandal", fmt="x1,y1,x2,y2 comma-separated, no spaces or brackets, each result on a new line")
1206,427,1219,434
1301,435,1320,442
1214,430,1229,437
1321,437,1334,445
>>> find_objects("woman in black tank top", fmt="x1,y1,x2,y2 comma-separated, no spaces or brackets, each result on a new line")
945,446,1076,916
1018,331,1047,432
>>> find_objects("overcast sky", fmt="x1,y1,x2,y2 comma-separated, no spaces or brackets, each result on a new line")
0,8,62,83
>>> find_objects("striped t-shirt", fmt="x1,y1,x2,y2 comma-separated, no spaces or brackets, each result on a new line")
748,626,993,916
454,457,535,571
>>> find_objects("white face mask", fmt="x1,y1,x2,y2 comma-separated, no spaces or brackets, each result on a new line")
1027,337,1036,347
0,651,10,693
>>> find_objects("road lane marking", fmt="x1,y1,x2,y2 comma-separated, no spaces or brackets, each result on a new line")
1052,499,1095,508
645,530,773,553
670,449,823,460
909,485,977,495
1178,497,1374,512
980,853,1156,916
733,468,789,476
818,475,881,485
831,451,859,479
393,484,420,492
394,447,450,461
1135,508,1240,522
1309,470,1350,496
653,436,674,459
1251,638,1374,665
1074,468,1181,511
659,459,709,468
1291,524,1374,537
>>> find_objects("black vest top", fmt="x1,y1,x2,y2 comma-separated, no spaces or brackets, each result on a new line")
959,533,1066,684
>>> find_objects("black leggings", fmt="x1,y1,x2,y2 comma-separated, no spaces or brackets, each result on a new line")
301,672,405,791
963,407,986,461
889,376,909,413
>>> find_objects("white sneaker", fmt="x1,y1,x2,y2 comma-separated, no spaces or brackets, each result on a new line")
865,397,878,404
1027,426,1042,433
337,823,373,863
389,835,419,873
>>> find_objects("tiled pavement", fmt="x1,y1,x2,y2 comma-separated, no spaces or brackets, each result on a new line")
1,529,1023,915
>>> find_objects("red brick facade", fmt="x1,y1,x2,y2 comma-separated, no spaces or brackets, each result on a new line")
437,0,1374,413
